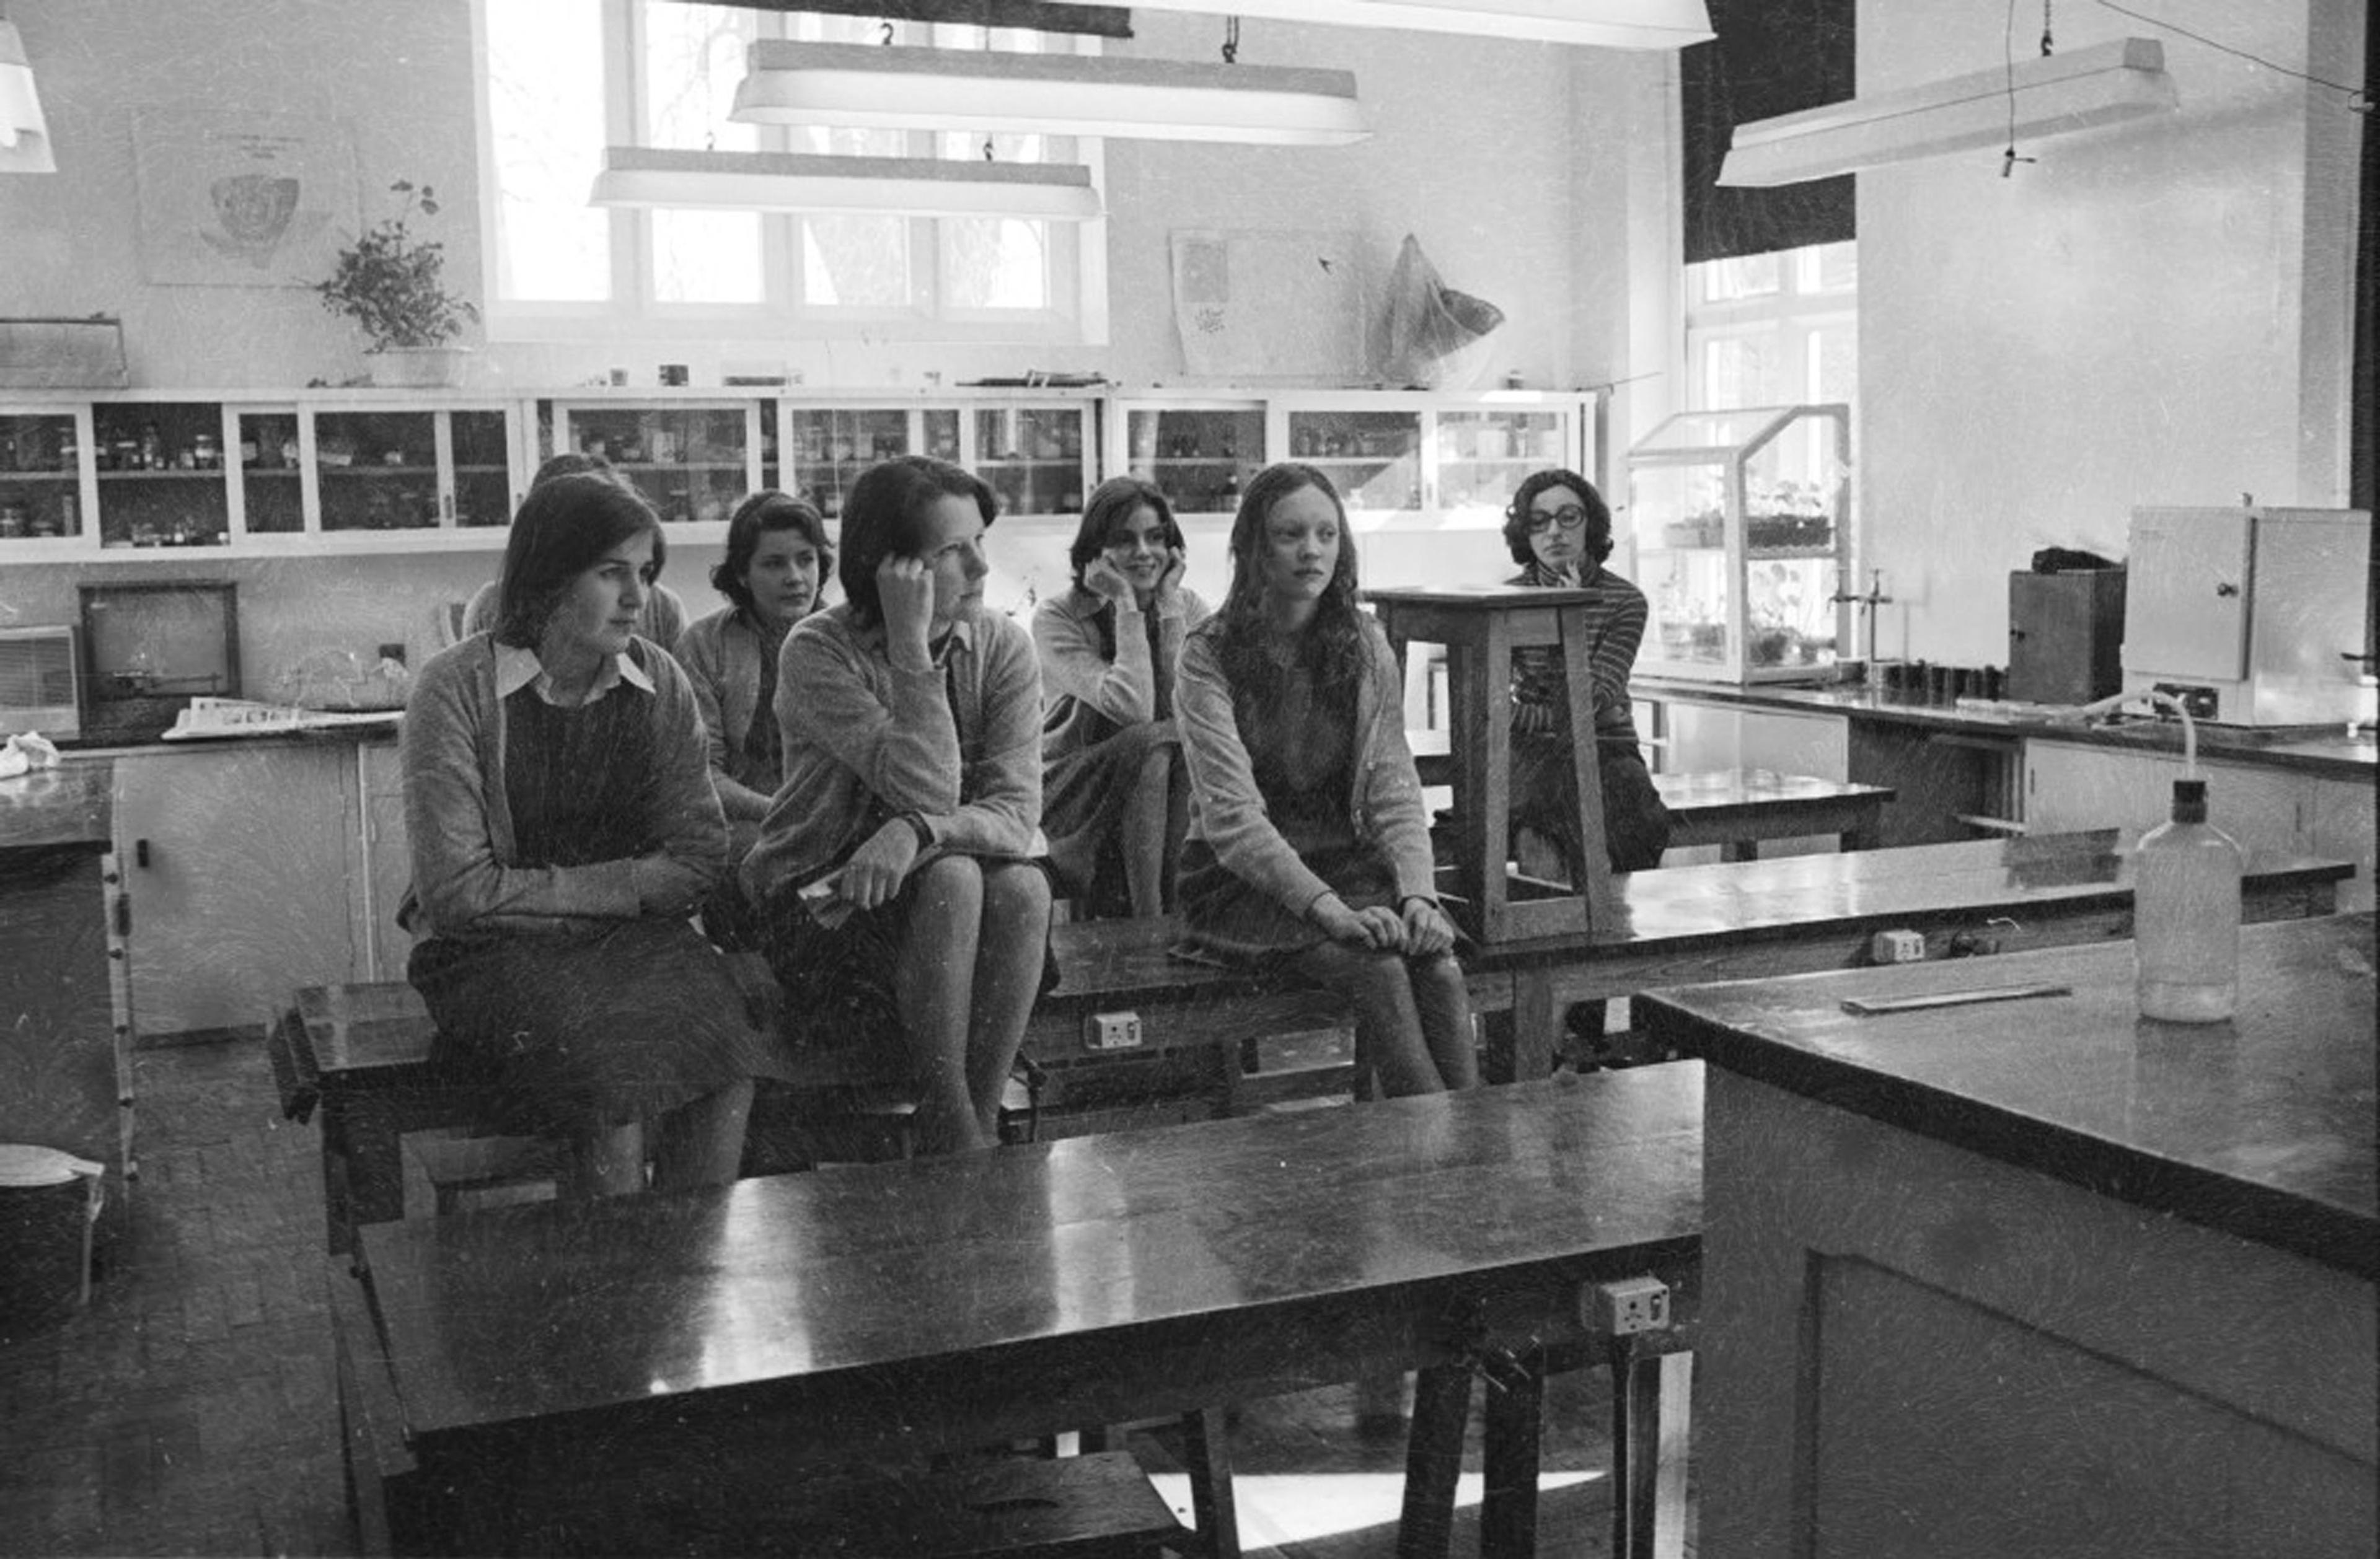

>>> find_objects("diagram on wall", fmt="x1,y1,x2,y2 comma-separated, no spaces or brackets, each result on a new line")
132,111,358,288
1170,229,1367,382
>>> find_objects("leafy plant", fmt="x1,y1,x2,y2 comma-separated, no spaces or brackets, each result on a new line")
315,180,480,352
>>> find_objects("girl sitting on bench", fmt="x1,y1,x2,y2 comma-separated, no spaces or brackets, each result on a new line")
743,457,1054,1156
402,473,764,1199
1175,462,1479,1097
676,490,832,946
1034,476,1210,918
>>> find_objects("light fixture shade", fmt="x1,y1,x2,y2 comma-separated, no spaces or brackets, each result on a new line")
589,146,1104,220
1719,37,2177,187
0,20,56,174
732,42,1370,146
1114,0,1711,50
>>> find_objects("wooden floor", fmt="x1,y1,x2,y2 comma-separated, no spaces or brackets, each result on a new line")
0,1038,1683,1558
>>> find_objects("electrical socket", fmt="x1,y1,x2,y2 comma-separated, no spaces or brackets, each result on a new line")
1869,928,1926,964
1588,1276,1671,1336
1086,1011,1142,1050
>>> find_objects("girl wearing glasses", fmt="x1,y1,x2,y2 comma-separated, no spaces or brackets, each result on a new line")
1502,468,1673,881
1175,463,1478,1097
1034,477,1210,918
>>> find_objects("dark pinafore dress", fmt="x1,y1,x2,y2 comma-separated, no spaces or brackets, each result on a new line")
410,682,770,1136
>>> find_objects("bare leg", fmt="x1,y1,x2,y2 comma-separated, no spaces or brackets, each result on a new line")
1408,952,1479,1089
1119,744,1179,918
567,1121,646,1200
966,862,1053,1140
1287,942,1454,1098
896,856,990,1154
650,1078,755,1192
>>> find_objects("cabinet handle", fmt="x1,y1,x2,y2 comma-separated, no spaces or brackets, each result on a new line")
136,838,150,869
115,895,130,938
2215,582,2240,599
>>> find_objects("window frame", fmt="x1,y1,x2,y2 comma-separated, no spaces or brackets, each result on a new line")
473,0,1108,346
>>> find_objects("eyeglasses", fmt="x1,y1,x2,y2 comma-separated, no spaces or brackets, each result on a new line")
1527,504,1588,534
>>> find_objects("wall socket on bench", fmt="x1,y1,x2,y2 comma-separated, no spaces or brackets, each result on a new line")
1086,1011,1144,1050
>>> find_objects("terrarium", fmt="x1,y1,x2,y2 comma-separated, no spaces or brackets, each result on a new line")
1624,404,1851,683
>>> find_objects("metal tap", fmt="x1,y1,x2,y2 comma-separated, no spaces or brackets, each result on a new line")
1830,569,1893,664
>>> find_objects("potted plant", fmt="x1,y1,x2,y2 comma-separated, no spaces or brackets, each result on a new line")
316,180,480,387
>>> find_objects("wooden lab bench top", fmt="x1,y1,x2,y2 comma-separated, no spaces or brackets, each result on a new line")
335,1066,1705,1559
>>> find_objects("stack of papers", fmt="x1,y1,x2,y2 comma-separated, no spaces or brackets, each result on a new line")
162,698,403,741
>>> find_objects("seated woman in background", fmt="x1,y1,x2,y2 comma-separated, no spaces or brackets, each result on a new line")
1176,462,1478,1098
1033,476,1210,918
741,456,1052,1156
457,453,689,646
401,473,764,1198
1501,467,1672,881
676,491,832,944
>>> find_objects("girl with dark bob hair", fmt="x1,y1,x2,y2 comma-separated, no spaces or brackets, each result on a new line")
1173,463,1478,1097
401,473,765,1198
1033,476,1210,917
741,457,1053,1154
1497,467,1671,882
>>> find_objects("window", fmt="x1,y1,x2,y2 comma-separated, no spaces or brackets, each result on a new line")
1685,240,1857,413
477,1,1103,343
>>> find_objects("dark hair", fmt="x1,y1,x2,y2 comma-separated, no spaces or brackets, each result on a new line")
1503,468,1613,568
837,456,998,629
531,450,628,490
712,490,834,617
1067,476,1183,591
1212,462,1368,698
495,474,666,648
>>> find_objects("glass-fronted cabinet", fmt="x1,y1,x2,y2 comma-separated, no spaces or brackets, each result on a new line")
972,403,1091,517
779,404,963,520
551,397,766,528
1627,403,1851,684
1434,407,1571,517
311,410,445,535
1110,400,1266,518
232,409,304,536
92,402,232,548
1279,403,1423,515
0,407,90,548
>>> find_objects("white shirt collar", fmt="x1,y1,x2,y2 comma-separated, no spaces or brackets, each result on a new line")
495,641,653,706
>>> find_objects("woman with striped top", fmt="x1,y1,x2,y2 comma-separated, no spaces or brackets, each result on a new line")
1502,468,1672,881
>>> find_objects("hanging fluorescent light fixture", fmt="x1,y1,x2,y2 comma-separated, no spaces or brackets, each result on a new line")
0,16,55,174
1113,0,1711,51
1719,37,2177,187
731,42,1370,147
589,147,1104,221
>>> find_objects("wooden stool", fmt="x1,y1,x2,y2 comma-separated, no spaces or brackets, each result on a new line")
1365,584,1613,942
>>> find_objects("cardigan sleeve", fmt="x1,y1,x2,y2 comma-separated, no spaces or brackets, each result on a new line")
674,614,775,823
778,619,963,819
1587,581,1648,718
402,642,725,936
926,614,1044,858
1033,594,1154,726
1174,628,1337,920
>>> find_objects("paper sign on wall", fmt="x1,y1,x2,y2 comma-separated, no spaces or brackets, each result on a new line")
132,112,359,289
1170,229,1367,381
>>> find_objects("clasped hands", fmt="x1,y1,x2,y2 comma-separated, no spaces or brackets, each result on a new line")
1311,893,1457,957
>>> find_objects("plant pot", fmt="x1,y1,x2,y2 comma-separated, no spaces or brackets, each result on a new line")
368,345,470,389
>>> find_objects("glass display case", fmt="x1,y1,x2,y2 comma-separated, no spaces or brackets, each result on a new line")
780,405,963,520
1113,401,1266,517
92,402,232,548
551,398,766,528
973,403,1091,517
1626,403,1851,684
0,408,89,547
1280,405,1422,515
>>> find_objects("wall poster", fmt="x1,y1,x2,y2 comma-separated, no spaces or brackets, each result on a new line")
131,111,359,288
1170,229,1368,382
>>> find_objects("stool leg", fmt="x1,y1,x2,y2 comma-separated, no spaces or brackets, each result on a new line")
1558,603,1615,924
1181,1405,1240,1559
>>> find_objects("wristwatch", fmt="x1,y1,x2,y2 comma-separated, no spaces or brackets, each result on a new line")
896,812,933,851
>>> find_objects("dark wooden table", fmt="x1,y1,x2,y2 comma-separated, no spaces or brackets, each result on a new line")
278,828,2348,1252
1639,915,2377,1557
336,1068,1706,1559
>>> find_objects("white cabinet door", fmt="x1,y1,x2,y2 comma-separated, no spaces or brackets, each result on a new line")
115,744,356,1039
2307,775,2376,913
2025,741,2309,861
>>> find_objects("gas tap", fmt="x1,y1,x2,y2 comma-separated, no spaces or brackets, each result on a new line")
1830,569,1893,664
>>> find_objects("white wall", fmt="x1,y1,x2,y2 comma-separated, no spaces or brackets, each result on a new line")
1858,0,2364,665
